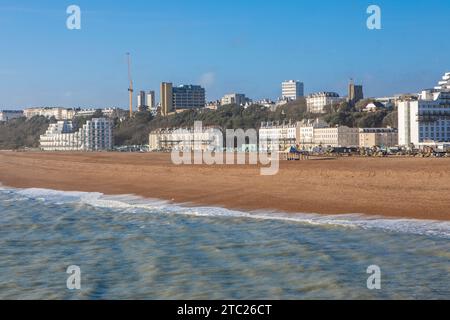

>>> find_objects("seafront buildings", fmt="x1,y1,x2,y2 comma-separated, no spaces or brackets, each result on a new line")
398,72,450,149
149,127,220,151
296,119,329,148
0,110,24,122
259,122,297,152
306,92,342,114
40,118,113,151
359,128,398,148
282,80,304,101
310,126,360,149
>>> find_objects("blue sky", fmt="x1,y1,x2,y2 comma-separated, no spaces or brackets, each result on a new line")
0,0,449,109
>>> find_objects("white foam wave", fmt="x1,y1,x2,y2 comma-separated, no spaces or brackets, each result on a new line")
1,186,450,238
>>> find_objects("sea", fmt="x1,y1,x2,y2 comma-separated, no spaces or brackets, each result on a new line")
0,184,449,300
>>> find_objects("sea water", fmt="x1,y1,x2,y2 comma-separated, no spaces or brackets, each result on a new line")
0,185,449,299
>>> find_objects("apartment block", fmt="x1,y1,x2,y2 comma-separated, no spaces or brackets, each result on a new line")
306,92,342,114
40,118,113,151
282,80,304,101
398,72,450,148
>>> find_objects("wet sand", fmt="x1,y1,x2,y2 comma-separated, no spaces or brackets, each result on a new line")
0,151,449,221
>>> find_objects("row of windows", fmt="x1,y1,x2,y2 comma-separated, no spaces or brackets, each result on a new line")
420,127,450,132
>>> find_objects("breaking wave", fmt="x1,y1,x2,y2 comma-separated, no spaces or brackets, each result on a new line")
1,184,449,239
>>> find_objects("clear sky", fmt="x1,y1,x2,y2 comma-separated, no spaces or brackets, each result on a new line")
0,0,449,109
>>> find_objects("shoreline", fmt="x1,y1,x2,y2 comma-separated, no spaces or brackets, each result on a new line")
2,184,450,240
0,151,450,221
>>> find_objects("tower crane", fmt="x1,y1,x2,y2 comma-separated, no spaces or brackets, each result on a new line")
126,53,134,117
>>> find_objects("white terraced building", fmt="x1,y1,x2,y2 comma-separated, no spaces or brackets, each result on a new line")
296,118,329,148
149,127,221,152
398,72,450,149
40,118,113,151
259,122,297,152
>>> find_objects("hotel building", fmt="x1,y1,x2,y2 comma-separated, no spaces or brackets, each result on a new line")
259,122,297,152
282,80,304,101
0,110,24,122
306,92,342,114
398,72,450,148
40,118,113,151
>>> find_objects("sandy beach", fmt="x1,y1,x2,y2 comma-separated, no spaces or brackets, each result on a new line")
0,151,449,221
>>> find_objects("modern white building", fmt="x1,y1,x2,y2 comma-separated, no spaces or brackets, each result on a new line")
282,80,304,101
306,92,342,114
40,118,113,151
259,121,297,152
398,72,450,149
0,110,24,122
221,93,250,107
24,107,76,120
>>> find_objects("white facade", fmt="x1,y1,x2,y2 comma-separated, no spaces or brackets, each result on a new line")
40,118,113,151
149,127,221,151
398,72,450,148
0,110,24,122
24,107,76,120
282,80,304,101
306,92,342,114
296,118,329,148
259,122,297,152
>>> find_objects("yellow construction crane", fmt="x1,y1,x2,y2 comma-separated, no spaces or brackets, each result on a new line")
126,52,134,117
